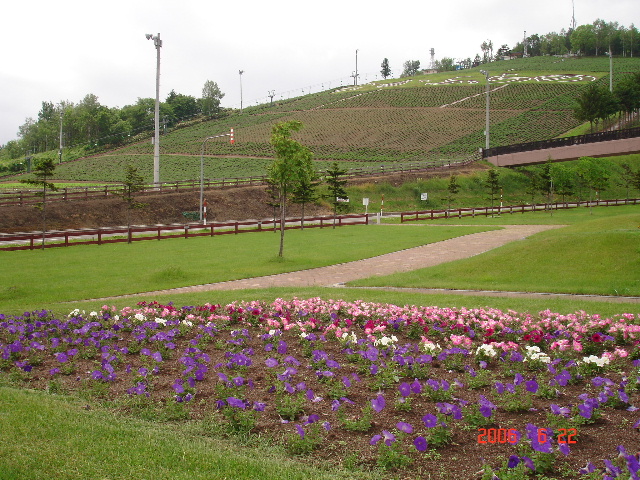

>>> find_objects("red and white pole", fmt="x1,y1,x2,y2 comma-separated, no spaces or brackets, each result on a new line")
230,128,234,145
203,199,207,225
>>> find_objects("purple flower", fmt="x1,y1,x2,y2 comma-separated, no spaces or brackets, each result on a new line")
398,382,411,397
437,402,462,420
521,456,535,471
382,430,396,446
265,357,279,368
232,376,244,386
558,441,570,456
396,421,413,434
226,397,246,409
525,379,539,393
478,395,497,418
494,382,505,394
550,404,571,417
410,379,422,394
414,436,428,452
55,352,68,363
371,394,386,413
422,414,437,428
370,434,382,445
507,455,520,468
295,424,305,438
578,403,593,419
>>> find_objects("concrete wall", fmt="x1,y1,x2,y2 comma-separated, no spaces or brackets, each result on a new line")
485,137,640,167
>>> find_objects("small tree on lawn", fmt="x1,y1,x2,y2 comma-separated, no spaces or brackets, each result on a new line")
119,165,148,243
551,163,574,204
20,158,57,249
264,178,281,233
268,120,314,257
485,168,501,216
446,174,460,212
291,171,321,230
324,162,349,228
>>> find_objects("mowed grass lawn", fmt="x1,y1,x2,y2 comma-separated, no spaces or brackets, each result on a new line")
0,224,492,312
0,387,365,480
353,208,640,297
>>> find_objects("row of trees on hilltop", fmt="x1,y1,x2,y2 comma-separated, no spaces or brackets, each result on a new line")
1,81,225,163
573,73,640,131
382,20,638,78
510,20,637,58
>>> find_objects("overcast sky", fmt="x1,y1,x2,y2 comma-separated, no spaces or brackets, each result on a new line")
1,0,637,146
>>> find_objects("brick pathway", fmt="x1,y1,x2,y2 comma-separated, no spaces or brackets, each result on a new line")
98,224,640,303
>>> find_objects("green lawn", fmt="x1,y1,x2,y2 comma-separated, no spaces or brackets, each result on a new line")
353,210,640,297
0,224,492,313
0,387,368,480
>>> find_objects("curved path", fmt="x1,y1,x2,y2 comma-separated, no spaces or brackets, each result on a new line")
97,223,638,304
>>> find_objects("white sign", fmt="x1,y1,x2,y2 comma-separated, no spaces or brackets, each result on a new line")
362,197,369,206
420,193,428,201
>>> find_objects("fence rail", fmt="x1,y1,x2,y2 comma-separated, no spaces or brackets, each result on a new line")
400,198,640,222
0,155,477,207
483,126,640,158
0,214,370,251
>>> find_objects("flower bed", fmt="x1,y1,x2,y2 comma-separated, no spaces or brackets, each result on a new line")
1,298,639,479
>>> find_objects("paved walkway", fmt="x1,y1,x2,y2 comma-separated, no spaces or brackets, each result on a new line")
98,224,637,304
96,224,638,303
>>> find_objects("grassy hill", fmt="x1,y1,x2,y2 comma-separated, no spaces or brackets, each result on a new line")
16,56,640,184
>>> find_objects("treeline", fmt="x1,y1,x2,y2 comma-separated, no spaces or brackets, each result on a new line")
0,80,225,166
573,73,640,131
510,19,637,58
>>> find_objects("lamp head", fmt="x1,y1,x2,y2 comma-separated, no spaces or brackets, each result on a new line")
145,34,153,40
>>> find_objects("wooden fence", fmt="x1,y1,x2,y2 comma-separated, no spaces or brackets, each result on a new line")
0,214,370,251
400,198,640,222
0,156,476,207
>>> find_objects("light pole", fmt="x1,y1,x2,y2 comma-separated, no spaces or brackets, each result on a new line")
239,70,244,113
355,49,359,86
146,33,162,186
608,48,613,92
480,70,490,151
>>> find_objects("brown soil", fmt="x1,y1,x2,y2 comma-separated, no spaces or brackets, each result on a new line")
0,164,488,233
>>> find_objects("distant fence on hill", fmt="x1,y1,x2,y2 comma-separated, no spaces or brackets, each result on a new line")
483,126,640,159
0,214,370,251
0,155,477,207
400,198,640,222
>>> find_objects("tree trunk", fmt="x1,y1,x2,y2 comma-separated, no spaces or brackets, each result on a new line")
278,195,285,257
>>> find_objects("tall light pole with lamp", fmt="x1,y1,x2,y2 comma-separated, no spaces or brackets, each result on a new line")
146,33,162,186
479,70,490,151
239,70,244,113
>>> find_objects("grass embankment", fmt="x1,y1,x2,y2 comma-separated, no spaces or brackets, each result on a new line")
353,206,640,297
0,387,366,480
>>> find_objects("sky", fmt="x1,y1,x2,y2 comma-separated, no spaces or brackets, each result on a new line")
1,0,637,146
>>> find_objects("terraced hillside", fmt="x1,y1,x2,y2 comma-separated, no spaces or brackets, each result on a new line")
52,56,640,184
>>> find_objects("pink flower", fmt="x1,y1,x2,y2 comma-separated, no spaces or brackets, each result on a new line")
572,340,583,352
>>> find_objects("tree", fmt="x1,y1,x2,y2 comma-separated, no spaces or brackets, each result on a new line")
380,58,391,79
291,171,321,230
201,80,225,117
119,165,148,243
573,83,614,132
576,156,610,210
434,57,456,72
571,24,596,55
20,158,57,249
445,174,460,211
166,90,199,122
484,168,501,215
324,162,349,228
268,120,314,257
550,163,574,203
400,60,420,77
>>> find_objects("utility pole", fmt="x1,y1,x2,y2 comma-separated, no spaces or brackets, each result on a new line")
239,70,244,113
58,108,63,164
480,70,490,151
146,33,162,186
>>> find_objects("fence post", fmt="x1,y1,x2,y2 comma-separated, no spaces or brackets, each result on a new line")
235,222,239,234
157,226,161,240
184,226,189,239
98,230,102,245
65,232,69,247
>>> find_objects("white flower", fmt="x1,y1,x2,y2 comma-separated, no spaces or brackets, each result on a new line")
182,320,193,327
582,355,610,367
155,317,167,326
341,331,358,343
422,341,442,354
476,344,497,357
374,335,398,347
300,332,309,339
134,313,146,322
